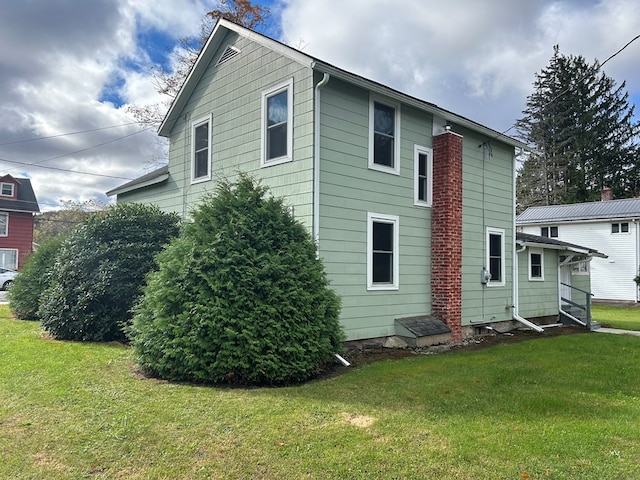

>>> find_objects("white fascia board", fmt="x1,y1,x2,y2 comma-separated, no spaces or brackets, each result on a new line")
311,62,529,151
106,173,169,197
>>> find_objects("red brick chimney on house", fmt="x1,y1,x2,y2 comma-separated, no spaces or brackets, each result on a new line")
431,130,463,344
601,187,613,201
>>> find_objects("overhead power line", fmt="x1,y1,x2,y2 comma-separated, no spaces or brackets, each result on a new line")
0,122,142,146
0,157,134,180
493,32,640,143
0,126,154,178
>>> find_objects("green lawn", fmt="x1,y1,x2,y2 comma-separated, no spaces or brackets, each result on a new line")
592,304,640,331
2,313,640,479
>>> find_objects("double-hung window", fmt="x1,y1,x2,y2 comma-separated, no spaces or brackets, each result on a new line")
0,249,17,269
0,213,8,237
414,145,432,206
486,227,505,286
191,115,212,183
261,79,293,166
367,213,399,290
0,183,14,197
528,249,544,281
369,96,400,174
612,222,629,233
541,226,558,238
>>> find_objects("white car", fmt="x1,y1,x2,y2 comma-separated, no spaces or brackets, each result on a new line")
0,268,17,290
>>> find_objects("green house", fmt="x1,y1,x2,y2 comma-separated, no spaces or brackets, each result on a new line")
109,19,593,345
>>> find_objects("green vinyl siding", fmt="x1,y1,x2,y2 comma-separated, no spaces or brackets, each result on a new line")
517,248,560,318
132,32,316,227
317,78,432,341
460,130,515,325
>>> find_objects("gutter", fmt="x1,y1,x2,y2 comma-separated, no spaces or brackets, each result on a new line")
313,73,331,244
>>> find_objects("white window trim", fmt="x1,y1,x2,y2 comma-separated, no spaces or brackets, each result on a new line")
0,248,18,269
611,222,630,234
413,145,433,207
368,95,401,175
0,212,8,237
0,183,14,197
367,212,400,291
486,227,506,287
261,78,293,167
571,260,590,276
191,114,212,184
528,248,544,281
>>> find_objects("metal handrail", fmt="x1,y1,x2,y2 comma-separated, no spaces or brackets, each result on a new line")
559,283,592,329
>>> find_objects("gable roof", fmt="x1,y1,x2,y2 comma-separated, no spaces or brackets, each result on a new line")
516,232,606,258
0,175,40,213
158,19,527,150
106,165,169,197
517,198,640,224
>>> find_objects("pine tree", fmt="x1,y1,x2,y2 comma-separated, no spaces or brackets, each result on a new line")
516,46,640,211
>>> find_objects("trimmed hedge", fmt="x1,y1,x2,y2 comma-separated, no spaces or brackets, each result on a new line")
39,203,180,342
8,237,65,320
129,174,344,385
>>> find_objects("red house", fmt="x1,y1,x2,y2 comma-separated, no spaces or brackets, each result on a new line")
0,175,40,270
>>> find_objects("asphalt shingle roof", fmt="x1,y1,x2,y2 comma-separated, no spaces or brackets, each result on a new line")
515,232,604,256
0,177,39,213
517,198,640,224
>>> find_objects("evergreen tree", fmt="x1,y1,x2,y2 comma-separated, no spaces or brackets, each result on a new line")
516,46,640,211
128,174,344,386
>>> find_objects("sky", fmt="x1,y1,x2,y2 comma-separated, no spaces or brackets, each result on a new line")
0,0,638,211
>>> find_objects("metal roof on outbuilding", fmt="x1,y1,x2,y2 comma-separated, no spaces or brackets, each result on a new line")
517,198,640,224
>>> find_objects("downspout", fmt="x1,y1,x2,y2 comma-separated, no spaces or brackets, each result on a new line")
512,151,543,333
313,72,331,244
633,218,640,302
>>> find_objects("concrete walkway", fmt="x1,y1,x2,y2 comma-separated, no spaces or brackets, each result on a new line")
593,327,640,337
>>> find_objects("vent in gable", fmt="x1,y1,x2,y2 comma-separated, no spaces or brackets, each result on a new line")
216,45,240,66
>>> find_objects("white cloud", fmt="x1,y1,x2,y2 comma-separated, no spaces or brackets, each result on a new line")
280,0,640,130
0,0,220,211
1,0,638,212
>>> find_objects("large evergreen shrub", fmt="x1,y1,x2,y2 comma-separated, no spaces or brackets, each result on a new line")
38,203,180,342
8,237,65,320
129,175,343,385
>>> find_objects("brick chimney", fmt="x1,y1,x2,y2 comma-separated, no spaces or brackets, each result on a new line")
601,187,613,201
431,130,463,344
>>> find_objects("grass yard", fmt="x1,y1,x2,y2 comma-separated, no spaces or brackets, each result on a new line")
2,309,640,479
592,304,640,331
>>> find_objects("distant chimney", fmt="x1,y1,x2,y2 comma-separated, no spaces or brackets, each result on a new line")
601,187,613,202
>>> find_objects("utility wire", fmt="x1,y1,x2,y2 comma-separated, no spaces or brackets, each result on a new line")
0,122,141,146
0,126,154,178
0,157,134,180
491,32,640,143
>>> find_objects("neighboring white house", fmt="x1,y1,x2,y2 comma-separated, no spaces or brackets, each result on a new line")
517,192,640,303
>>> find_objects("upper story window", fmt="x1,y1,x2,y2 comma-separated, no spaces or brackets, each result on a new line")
541,226,558,238
369,96,401,175
261,79,293,167
191,115,212,183
367,212,399,290
612,222,629,233
0,213,8,237
414,145,433,207
528,249,544,281
0,183,14,197
486,227,505,286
